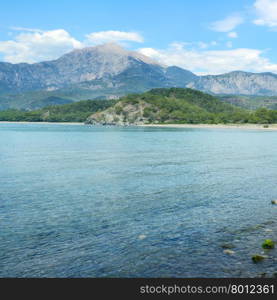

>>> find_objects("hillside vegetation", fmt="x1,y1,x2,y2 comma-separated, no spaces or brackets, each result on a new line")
1,88,277,124
219,95,277,110
0,99,117,122
86,88,277,125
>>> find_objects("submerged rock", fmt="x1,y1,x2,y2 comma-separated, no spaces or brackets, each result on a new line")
221,243,235,249
252,255,266,263
223,249,235,255
138,234,147,240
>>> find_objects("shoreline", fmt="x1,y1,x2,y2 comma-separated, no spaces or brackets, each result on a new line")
1,121,277,130
139,123,277,131
0,121,84,125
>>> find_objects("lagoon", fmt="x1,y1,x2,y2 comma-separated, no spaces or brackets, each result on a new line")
0,123,276,277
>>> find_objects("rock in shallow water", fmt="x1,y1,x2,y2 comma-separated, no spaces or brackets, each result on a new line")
138,234,147,240
221,243,235,249
223,249,235,255
252,255,266,263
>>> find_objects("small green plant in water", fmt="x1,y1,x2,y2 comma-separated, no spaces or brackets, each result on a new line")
262,239,275,249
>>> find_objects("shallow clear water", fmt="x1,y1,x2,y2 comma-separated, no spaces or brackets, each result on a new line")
0,123,276,278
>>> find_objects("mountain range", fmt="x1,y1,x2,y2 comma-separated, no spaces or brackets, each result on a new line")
1,43,277,110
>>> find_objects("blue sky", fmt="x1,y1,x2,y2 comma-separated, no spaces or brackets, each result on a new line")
1,0,277,74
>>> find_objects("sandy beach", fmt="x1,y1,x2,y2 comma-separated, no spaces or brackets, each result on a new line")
1,121,277,130
140,124,277,131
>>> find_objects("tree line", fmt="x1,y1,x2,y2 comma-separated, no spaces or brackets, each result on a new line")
0,88,277,124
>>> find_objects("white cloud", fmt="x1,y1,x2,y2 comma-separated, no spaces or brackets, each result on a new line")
197,41,218,49
2,26,277,76
226,41,233,48
228,31,238,38
202,41,219,48
197,41,208,49
10,27,44,33
138,42,277,75
0,29,83,63
253,0,277,27
0,29,144,63
86,30,144,44
210,14,244,32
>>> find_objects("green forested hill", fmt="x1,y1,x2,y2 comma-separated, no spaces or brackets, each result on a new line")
87,88,277,125
0,99,117,122
1,88,277,124
219,95,277,110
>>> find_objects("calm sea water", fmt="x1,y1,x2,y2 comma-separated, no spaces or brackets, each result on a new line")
0,123,276,278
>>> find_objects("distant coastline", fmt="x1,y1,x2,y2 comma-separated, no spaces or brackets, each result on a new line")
0,121,84,125
1,121,277,130
140,124,277,130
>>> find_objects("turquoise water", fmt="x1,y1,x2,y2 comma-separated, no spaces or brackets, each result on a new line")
0,123,276,278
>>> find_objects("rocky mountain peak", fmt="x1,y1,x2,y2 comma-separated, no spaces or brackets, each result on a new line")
67,42,126,56
61,42,162,66
52,43,162,81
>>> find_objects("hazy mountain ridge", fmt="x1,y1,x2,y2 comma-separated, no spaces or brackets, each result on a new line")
0,43,165,94
1,43,277,110
191,71,277,96
0,43,197,109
